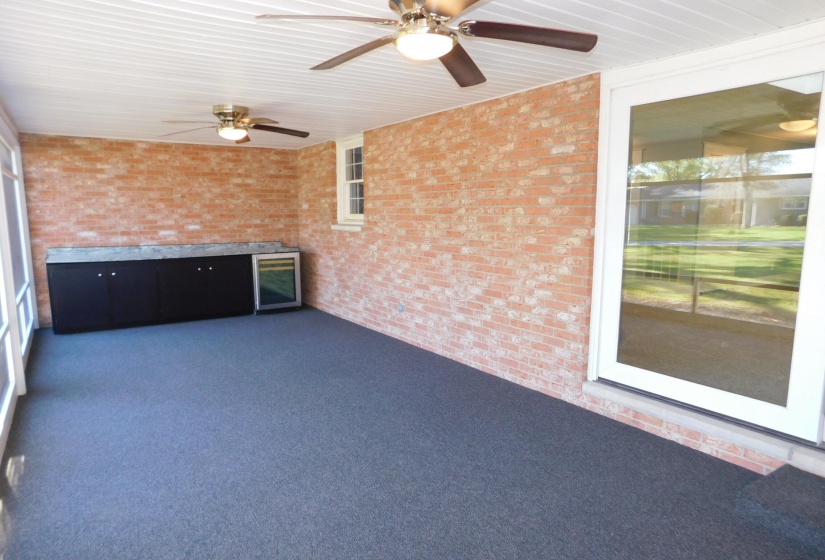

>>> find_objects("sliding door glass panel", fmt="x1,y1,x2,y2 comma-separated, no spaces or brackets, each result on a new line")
619,73,822,407
3,175,26,297
0,144,11,171
0,218,9,402
0,341,9,408
17,298,30,345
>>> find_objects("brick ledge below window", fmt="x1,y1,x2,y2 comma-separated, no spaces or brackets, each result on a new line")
583,381,825,477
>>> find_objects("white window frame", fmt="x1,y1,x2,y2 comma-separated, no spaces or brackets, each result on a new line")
332,134,364,232
780,198,808,210
589,19,825,442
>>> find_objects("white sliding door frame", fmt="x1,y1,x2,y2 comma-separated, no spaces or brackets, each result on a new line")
5,152,37,364
0,101,31,456
589,20,825,442
0,105,37,364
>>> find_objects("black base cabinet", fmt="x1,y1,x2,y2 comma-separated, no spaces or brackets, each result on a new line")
108,262,161,326
48,255,254,334
48,263,111,332
158,255,253,322
157,259,210,322
204,255,254,317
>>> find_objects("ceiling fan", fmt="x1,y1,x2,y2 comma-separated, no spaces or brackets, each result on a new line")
256,0,597,88
708,92,820,137
162,104,310,144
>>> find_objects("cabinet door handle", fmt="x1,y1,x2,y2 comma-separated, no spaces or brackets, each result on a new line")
198,267,202,271
111,272,116,276
209,267,213,271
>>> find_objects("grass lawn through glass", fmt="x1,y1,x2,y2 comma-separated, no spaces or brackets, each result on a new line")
622,225,804,327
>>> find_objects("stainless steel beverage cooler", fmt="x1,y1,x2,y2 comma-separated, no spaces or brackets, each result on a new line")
252,252,301,311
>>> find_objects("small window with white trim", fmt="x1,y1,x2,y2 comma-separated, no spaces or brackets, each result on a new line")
333,134,364,231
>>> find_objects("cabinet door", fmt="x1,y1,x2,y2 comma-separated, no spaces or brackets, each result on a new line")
205,255,253,317
108,262,159,326
48,263,110,333
157,259,209,322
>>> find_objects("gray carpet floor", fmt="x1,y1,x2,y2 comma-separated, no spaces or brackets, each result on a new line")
0,307,817,559
737,466,825,555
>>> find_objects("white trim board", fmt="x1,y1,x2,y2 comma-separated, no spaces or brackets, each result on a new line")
600,18,825,91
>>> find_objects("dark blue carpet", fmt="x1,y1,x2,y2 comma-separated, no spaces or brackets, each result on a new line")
737,465,825,555
0,307,816,559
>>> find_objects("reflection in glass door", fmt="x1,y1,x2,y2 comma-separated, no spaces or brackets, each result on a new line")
606,72,825,438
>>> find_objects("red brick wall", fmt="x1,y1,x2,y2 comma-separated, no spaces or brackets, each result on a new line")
297,74,598,399
21,135,297,325
294,74,785,475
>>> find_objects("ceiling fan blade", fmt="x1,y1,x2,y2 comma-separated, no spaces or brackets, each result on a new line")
238,117,278,125
708,113,787,131
250,124,310,138
440,43,486,87
235,135,251,144
311,35,395,70
162,120,216,124
256,14,399,26
459,21,597,52
159,126,215,138
422,0,483,19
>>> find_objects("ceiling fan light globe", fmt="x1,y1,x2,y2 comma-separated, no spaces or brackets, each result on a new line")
779,118,817,132
395,28,456,61
217,124,249,141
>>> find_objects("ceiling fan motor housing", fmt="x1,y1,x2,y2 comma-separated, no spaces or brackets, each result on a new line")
389,0,427,19
212,104,249,124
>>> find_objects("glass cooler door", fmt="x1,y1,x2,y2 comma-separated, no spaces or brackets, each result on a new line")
253,252,301,311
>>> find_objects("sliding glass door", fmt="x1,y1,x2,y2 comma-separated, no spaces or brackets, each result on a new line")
594,44,825,441
0,128,28,454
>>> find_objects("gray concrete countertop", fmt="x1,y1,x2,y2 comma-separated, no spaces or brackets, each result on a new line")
46,242,297,264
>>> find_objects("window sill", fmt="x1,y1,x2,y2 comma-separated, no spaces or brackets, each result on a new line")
583,381,825,476
331,223,363,233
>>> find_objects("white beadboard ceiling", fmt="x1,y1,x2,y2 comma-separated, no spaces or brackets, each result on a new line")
1,0,824,149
